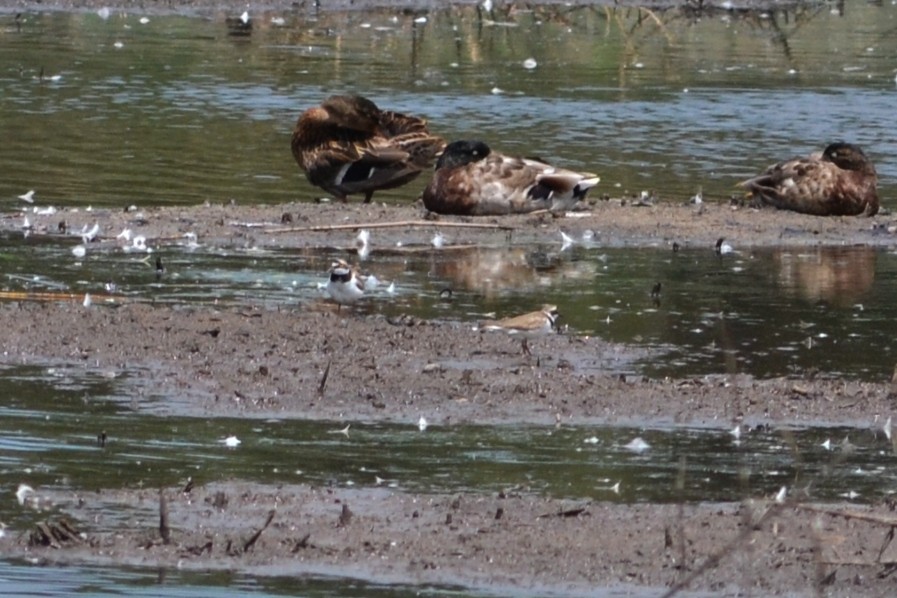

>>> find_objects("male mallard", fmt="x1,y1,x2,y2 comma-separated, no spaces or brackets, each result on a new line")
738,142,878,216
291,95,445,203
422,140,599,216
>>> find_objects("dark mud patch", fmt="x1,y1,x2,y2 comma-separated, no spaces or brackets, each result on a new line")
1,299,895,428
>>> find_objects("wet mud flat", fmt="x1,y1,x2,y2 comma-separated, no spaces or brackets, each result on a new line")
11,482,897,597
2,0,816,17
3,200,897,595
4,196,896,253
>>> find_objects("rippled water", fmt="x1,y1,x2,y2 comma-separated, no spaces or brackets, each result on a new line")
3,3,897,595
2,363,894,522
1,4,895,209
0,558,480,597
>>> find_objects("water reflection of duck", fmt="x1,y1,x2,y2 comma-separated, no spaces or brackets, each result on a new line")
422,140,600,216
774,247,875,308
291,95,445,203
430,247,594,299
738,142,878,216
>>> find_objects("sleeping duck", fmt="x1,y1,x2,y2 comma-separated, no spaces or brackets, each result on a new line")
738,142,878,216
422,140,600,216
291,95,445,203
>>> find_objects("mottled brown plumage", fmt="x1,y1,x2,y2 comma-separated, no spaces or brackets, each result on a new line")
422,140,600,216
479,304,560,355
739,142,878,216
291,95,445,203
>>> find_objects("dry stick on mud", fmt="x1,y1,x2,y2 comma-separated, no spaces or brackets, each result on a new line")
661,501,787,598
795,504,897,527
674,456,688,584
159,489,171,545
795,504,897,566
258,220,515,234
317,359,332,397
243,510,276,553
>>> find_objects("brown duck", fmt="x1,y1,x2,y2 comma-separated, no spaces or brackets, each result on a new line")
291,95,445,203
738,142,878,216
422,140,599,216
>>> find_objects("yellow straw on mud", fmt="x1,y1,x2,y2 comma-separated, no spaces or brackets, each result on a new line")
0,290,121,303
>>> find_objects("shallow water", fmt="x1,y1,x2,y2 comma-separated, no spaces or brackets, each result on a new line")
3,358,891,594
3,233,897,380
0,4,895,209
0,558,481,597
1,362,894,531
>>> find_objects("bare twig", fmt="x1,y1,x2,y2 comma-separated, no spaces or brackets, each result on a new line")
877,527,896,563
794,504,897,527
537,505,589,518
317,359,332,397
256,220,515,234
0,290,120,303
243,510,276,552
159,490,170,545
661,501,785,598
819,558,897,566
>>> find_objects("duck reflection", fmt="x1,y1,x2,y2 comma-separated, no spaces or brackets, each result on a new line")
774,247,875,307
429,247,595,298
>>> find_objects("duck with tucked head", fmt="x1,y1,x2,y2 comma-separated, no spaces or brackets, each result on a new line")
291,95,446,203
422,140,600,216
738,142,878,216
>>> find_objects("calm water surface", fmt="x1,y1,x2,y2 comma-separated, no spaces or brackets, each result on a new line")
3,3,897,595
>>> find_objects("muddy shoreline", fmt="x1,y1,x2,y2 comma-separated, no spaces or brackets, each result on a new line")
16,482,897,597
3,199,897,596
2,0,811,17
5,196,896,252
4,0,897,593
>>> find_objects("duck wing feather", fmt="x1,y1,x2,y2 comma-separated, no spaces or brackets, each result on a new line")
739,156,877,216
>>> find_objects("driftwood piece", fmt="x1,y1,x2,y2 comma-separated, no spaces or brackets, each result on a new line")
29,517,83,548
243,510,276,552
159,490,171,544
317,359,331,397
794,504,897,527
256,219,515,234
